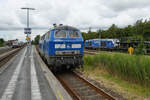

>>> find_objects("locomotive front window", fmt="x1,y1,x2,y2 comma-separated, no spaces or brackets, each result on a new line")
69,31,80,38
55,30,66,38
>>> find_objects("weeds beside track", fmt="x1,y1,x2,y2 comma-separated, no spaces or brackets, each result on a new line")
84,53,150,88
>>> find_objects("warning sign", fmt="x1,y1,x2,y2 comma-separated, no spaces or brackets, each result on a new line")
26,37,30,41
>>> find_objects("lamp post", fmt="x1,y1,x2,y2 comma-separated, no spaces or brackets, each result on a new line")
21,7,35,54
21,8,35,28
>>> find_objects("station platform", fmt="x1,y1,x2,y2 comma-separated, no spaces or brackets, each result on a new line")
0,46,72,100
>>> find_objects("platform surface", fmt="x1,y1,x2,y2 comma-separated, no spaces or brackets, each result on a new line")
0,46,59,100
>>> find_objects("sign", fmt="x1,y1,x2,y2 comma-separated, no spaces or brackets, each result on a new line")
24,28,31,34
26,37,30,41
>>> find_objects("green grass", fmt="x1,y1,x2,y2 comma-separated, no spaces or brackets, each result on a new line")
84,52,150,88
102,73,150,97
84,65,150,99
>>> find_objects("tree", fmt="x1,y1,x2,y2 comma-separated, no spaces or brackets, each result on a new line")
81,32,87,42
107,24,118,38
33,35,40,45
88,27,92,34
143,21,150,40
97,29,102,39
0,38,4,47
134,41,146,55
80,19,150,41
123,25,134,37
135,19,144,35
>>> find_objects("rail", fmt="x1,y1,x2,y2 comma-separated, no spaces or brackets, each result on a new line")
84,50,99,55
0,48,22,67
56,71,116,100
0,47,13,55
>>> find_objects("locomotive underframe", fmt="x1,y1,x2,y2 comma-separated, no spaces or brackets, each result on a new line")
45,54,83,71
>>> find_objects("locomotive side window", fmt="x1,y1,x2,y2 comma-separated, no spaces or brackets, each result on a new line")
69,31,80,38
41,34,45,40
101,41,106,47
88,41,92,46
46,31,50,39
48,31,50,38
55,30,66,38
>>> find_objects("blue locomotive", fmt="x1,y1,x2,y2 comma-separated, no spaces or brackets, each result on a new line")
85,39,119,49
39,25,84,71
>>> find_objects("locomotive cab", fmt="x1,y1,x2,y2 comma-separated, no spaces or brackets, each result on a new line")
44,26,84,71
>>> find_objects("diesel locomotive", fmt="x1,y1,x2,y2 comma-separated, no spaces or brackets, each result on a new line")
39,25,84,71
84,39,120,49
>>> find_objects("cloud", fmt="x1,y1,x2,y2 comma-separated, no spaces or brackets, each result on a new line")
0,0,150,41
102,0,150,12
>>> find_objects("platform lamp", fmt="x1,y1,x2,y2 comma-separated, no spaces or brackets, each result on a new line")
21,7,35,54
21,7,35,45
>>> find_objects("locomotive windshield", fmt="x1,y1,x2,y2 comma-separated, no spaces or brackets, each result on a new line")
69,31,80,38
55,30,66,38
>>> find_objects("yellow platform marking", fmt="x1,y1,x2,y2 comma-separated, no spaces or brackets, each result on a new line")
57,90,64,100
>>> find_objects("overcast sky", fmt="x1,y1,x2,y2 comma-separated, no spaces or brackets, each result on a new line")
0,0,150,41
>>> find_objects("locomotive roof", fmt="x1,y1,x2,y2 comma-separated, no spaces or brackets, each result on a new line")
52,25,79,31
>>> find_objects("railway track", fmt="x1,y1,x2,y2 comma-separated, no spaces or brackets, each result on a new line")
36,46,116,100
0,48,13,55
56,71,116,100
84,49,150,56
0,48,22,67
84,50,100,55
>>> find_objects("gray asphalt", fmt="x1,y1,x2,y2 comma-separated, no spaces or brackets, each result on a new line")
0,46,57,100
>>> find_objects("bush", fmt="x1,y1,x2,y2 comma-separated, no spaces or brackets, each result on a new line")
134,42,146,55
0,38,4,47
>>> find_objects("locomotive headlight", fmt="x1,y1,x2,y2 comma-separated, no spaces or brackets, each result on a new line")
55,44,66,48
72,44,81,48
74,50,80,54
55,51,63,55
55,50,80,55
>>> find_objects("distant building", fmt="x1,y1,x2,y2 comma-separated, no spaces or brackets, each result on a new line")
5,39,18,46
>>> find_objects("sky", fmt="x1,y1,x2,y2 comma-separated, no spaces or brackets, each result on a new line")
0,0,150,41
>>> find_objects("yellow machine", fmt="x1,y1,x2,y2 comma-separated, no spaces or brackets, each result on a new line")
128,47,134,55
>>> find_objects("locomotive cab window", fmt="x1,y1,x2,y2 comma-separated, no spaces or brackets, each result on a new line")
55,30,66,38
69,31,80,38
